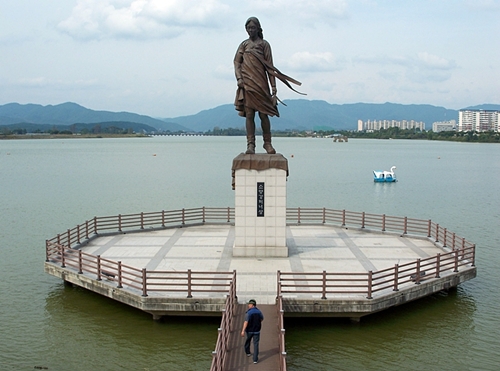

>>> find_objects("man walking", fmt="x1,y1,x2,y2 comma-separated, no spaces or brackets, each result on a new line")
241,299,264,364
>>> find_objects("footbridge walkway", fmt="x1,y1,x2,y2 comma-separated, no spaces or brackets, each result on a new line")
44,207,476,371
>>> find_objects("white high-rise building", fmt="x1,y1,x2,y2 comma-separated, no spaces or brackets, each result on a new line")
357,119,425,132
458,110,500,132
432,120,456,132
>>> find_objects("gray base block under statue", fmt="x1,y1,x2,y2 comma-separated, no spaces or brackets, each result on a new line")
231,153,289,257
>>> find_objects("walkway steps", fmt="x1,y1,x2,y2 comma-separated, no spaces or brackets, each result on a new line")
223,304,280,371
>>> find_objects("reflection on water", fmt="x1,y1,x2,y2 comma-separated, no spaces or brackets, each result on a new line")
1,137,499,371
43,283,219,371
286,287,478,371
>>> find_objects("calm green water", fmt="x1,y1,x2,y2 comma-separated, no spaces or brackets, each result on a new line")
1,137,498,371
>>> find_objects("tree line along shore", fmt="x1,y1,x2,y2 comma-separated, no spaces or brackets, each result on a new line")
2,127,499,143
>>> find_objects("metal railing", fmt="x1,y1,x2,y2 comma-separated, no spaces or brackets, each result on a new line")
210,271,237,371
46,207,234,249
46,241,235,298
46,206,476,300
278,245,475,300
277,295,287,371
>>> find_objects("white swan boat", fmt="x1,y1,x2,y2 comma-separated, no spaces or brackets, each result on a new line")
373,166,397,182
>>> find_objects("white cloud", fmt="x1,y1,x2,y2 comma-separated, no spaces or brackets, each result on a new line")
286,51,340,72
353,52,456,84
57,0,230,40
213,64,234,80
250,0,348,23
417,52,456,70
17,77,100,89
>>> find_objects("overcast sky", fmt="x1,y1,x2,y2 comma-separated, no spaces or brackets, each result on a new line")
0,0,498,118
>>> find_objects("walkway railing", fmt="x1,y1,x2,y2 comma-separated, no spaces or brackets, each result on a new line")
46,207,475,260
210,271,237,371
46,241,235,298
277,295,287,371
277,245,475,300
46,207,233,249
46,206,476,300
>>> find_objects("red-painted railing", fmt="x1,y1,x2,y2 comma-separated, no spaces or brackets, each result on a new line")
46,206,475,301
210,271,237,371
277,295,287,371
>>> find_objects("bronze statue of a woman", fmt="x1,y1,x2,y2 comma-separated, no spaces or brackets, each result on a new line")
234,17,304,154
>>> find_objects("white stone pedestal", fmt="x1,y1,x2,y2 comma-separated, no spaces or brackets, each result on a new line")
232,154,288,257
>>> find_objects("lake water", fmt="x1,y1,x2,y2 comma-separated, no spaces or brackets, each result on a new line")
0,137,498,371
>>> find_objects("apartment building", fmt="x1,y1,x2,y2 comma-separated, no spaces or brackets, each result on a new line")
357,119,425,132
432,120,456,132
458,110,500,132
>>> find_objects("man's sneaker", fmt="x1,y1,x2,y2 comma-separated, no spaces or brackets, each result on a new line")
246,353,251,357
253,361,258,364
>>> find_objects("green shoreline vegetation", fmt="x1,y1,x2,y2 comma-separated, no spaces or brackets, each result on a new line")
2,126,499,143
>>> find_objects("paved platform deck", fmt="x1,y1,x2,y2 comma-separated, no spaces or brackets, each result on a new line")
75,223,452,305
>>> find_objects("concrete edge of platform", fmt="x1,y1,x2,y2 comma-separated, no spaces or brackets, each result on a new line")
282,266,477,319
45,263,227,318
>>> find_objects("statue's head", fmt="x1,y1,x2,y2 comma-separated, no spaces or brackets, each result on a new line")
245,17,263,39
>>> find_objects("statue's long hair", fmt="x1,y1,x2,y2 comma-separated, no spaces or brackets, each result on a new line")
245,17,263,39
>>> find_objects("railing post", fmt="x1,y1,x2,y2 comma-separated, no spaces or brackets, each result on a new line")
436,254,441,278
227,206,231,223
415,259,421,284
117,261,123,288
142,268,148,297
403,216,408,235
361,212,365,228
233,270,237,300
435,223,439,242
443,228,447,247
454,250,459,272
97,255,102,281
161,210,165,227
393,264,399,291
140,212,144,229
452,232,456,250
182,208,186,225
187,269,192,298
57,233,61,245
78,250,83,274
60,244,66,268
367,271,373,299
382,214,386,232
427,219,432,237
77,224,81,244
277,270,281,298
93,216,98,235
472,244,476,266
342,209,346,226
297,207,301,224
321,270,327,299
85,220,89,239
118,214,122,232
67,229,71,248
322,207,326,224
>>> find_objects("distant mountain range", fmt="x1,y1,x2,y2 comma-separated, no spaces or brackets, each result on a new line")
1,101,499,133
0,102,188,133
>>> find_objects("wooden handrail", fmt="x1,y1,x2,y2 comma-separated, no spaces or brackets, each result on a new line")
277,295,287,371
210,270,237,371
46,207,476,301
277,244,475,299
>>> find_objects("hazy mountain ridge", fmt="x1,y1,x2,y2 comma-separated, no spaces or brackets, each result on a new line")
161,100,497,132
0,102,188,132
1,101,499,133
